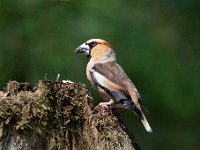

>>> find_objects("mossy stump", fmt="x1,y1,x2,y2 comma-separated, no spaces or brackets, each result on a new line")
0,80,141,150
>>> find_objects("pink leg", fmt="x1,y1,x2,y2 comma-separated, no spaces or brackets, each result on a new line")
98,99,115,109
98,102,111,108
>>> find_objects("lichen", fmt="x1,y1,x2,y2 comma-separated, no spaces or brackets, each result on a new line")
0,80,139,150
0,80,93,149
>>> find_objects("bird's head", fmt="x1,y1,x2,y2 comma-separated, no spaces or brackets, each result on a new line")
74,39,115,61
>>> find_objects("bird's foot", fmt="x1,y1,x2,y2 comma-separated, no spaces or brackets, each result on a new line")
98,102,111,109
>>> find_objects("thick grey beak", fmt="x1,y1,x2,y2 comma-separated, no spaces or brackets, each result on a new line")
74,43,90,54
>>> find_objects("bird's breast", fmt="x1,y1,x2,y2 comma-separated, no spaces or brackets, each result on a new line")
86,59,95,84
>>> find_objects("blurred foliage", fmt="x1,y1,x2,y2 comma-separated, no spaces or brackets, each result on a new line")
0,0,200,149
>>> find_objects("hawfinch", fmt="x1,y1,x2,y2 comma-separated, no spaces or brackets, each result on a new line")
74,39,152,133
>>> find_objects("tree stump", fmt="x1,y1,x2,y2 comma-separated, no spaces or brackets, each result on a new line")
0,80,141,150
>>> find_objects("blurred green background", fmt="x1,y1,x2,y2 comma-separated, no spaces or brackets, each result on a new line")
0,0,199,149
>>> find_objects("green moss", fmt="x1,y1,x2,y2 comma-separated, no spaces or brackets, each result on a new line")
0,80,90,149
0,80,138,150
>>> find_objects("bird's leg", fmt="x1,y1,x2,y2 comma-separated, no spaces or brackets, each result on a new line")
98,99,115,108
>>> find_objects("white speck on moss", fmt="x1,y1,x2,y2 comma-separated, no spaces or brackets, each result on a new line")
62,80,74,84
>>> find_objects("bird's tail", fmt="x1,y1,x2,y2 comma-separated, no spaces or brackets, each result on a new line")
140,112,152,133
123,99,152,132
134,106,152,133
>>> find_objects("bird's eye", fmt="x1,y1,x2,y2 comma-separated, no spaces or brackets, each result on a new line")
90,42,97,47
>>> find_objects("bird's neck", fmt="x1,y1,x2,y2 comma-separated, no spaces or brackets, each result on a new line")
94,51,116,63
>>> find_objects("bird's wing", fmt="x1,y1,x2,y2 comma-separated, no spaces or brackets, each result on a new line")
90,68,127,102
92,61,142,107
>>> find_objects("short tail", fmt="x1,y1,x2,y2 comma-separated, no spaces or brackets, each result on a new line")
123,99,152,132
134,106,152,132
141,113,152,133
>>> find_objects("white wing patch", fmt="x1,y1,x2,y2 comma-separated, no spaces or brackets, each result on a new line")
91,69,107,87
91,69,127,101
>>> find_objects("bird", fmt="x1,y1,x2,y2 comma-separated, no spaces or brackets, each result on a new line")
74,39,152,133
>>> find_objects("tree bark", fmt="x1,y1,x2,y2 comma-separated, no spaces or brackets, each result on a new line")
0,80,141,150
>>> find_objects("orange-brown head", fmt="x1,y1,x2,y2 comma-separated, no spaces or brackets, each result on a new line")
74,39,115,61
